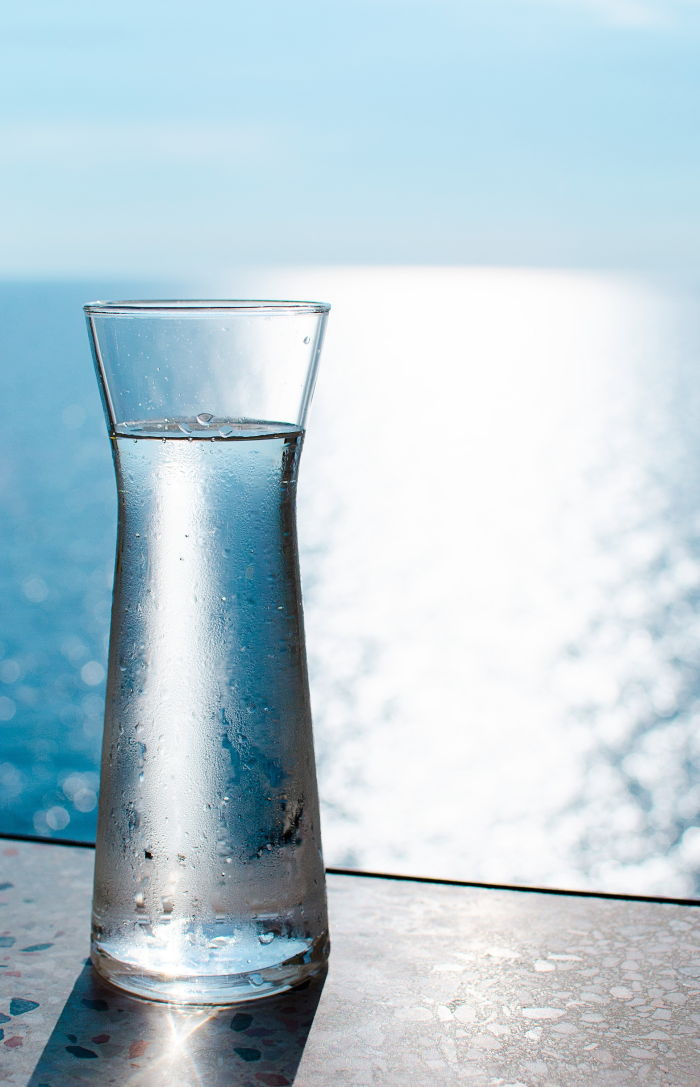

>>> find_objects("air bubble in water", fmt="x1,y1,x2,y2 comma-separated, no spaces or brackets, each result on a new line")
250,973,264,987
177,422,192,435
134,892,145,909
258,931,274,945
161,896,174,914
218,425,235,438
303,336,310,344
197,412,214,424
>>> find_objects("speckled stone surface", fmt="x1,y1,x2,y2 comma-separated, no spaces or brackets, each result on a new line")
1,840,700,1085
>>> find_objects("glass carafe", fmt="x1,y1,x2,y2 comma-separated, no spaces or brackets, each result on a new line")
85,300,330,1004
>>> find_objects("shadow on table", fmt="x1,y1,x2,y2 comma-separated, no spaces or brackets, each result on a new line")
28,963,326,1086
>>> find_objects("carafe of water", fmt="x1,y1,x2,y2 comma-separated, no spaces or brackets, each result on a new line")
85,300,330,1004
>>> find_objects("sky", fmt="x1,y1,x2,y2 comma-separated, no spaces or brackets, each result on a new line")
1,0,699,276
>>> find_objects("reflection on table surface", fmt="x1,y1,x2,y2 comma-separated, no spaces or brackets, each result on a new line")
27,964,325,1087
2,267,700,896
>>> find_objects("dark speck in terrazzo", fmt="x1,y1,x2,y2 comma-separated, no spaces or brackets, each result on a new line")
0,1013,10,1023
66,1044,98,1059
233,1046,261,1061
20,942,53,952
10,998,39,1016
0,883,13,891
0,937,15,947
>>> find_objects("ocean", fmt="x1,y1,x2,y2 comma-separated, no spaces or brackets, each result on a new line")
2,267,700,898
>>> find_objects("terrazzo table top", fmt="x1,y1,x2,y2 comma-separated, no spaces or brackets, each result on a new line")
1,838,700,1086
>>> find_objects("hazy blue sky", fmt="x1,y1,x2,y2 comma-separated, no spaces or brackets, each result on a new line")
1,0,699,275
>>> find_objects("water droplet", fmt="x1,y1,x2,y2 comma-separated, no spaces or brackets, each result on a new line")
138,772,144,783
134,892,145,909
196,412,214,424
265,842,273,851
177,422,191,435
161,896,174,914
258,932,274,945
303,336,310,344
218,425,235,438
249,973,264,987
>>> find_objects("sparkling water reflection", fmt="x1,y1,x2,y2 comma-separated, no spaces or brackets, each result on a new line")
1,270,700,897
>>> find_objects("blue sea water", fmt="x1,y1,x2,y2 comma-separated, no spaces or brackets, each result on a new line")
0,282,136,838
3,269,700,898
